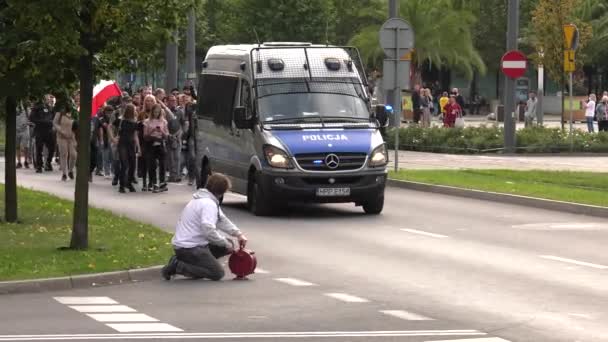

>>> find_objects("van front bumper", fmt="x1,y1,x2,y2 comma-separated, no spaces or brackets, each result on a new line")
257,170,387,204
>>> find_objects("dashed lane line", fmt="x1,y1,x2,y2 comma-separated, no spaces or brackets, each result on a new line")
540,255,608,269
324,293,369,303
427,337,511,342
274,278,317,287
86,314,159,323
69,305,136,313
400,229,449,239
54,297,117,305
106,323,184,333
380,310,434,321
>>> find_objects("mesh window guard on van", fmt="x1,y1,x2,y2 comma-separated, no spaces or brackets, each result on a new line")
254,77,365,99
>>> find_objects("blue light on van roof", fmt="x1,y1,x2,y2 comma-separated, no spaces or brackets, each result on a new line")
313,160,323,165
385,105,393,111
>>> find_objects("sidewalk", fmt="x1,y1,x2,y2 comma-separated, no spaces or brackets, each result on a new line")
388,150,608,172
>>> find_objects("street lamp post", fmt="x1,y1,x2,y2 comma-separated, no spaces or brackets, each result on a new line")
537,49,544,126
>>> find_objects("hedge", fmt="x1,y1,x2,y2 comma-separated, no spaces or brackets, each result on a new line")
385,125,608,154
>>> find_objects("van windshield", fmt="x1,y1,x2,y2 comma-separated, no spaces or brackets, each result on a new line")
259,93,370,122
255,77,371,122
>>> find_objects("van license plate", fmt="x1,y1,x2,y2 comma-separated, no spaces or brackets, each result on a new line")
316,188,351,197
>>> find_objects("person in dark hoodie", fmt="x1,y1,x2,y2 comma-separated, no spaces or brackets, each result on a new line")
30,95,56,173
161,173,248,281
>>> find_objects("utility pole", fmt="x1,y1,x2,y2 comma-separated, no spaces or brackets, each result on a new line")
503,0,519,153
165,32,178,91
537,50,544,126
388,0,399,171
386,0,398,109
186,8,197,86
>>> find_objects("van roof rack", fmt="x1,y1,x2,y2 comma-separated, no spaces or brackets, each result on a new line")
263,42,312,47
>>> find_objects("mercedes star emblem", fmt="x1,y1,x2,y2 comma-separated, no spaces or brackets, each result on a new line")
325,154,340,169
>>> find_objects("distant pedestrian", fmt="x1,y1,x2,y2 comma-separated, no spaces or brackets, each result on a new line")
53,104,77,181
161,173,248,281
585,94,597,133
420,88,432,128
182,101,196,186
166,95,186,182
30,95,56,173
411,85,422,124
596,96,608,132
452,88,466,116
443,95,462,128
138,95,156,191
16,101,32,169
524,92,538,128
144,103,169,193
115,104,140,193
439,92,449,118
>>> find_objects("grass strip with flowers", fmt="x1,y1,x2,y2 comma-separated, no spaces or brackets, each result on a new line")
0,185,172,281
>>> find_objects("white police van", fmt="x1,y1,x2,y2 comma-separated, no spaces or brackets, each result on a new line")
194,42,388,216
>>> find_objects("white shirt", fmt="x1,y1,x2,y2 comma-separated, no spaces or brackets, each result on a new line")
172,190,241,249
586,100,596,117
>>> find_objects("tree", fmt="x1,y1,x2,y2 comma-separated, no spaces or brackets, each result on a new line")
530,0,592,85
2,0,194,248
348,0,486,82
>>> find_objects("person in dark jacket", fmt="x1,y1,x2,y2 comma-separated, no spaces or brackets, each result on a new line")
30,95,56,172
411,85,422,124
452,88,466,116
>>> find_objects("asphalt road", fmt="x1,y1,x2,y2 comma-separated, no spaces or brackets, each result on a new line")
1,168,607,342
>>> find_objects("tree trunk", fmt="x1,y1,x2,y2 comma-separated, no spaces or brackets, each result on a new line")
70,52,93,249
4,96,18,222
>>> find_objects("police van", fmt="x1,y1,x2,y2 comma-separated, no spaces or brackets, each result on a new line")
194,42,388,216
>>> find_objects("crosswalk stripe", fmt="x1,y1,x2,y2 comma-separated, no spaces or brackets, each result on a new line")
69,305,136,313
86,314,158,322
106,323,184,333
428,338,510,342
54,297,117,305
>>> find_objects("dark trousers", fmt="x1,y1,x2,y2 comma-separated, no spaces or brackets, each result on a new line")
90,142,98,174
145,143,166,186
35,132,55,169
118,144,136,188
174,245,231,281
599,120,608,132
413,109,422,124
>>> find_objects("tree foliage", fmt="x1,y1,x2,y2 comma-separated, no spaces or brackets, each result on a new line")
530,0,593,83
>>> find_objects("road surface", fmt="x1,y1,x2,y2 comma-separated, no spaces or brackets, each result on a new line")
1,169,607,342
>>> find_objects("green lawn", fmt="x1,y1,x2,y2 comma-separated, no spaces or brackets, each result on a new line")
0,185,173,281
389,169,608,207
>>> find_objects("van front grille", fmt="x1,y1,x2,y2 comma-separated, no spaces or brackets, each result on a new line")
295,153,367,171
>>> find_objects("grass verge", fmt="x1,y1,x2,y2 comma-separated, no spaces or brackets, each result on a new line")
0,185,172,281
389,169,608,207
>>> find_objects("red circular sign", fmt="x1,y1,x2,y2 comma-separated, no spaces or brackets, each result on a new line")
501,50,527,79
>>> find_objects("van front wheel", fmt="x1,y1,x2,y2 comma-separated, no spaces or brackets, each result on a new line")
362,195,384,215
247,175,273,216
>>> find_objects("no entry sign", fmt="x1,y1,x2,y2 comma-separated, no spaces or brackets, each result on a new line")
501,50,527,79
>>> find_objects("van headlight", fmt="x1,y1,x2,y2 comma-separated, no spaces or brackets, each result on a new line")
263,145,293,169
369,144,388,167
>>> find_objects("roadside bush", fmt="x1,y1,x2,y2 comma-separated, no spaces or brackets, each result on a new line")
386,125,608,154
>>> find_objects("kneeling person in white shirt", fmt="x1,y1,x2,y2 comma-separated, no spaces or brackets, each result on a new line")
162,173,248,281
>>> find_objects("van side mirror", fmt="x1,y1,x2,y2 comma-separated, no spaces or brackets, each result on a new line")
234,106,253,129
374,105,389,127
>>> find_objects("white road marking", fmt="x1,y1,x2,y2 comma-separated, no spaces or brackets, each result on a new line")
106,323,183,333
568,313,593,320
429,338,510,342
0,330,487,340
254,268,270,274
68,305,136,313
86,314,158,322
502,61,526,69
400,228,448,239
274,278,316,286
54,297,117,305
540,255,608,269
380,310,433,321
324,293,369,303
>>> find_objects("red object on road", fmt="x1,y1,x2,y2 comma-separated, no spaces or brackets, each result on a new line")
501,50,527,79
92,80,122,117
229,248,257,280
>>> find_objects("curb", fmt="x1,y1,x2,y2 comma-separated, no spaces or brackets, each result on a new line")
387,179,608,218
0,265,163,295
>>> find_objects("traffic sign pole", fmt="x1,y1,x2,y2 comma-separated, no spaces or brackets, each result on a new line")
569,72,574,151
503,0,519,153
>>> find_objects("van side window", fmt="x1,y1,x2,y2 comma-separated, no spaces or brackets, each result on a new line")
198,74,238,127
240,79,251,114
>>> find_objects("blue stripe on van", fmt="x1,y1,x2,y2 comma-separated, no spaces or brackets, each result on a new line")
273,130,372,155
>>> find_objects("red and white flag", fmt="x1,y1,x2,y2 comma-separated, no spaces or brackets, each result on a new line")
92,80,121,117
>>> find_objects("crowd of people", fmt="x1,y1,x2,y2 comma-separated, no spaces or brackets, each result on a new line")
583,92,608,133
14,84,199,194
411,85,467,128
